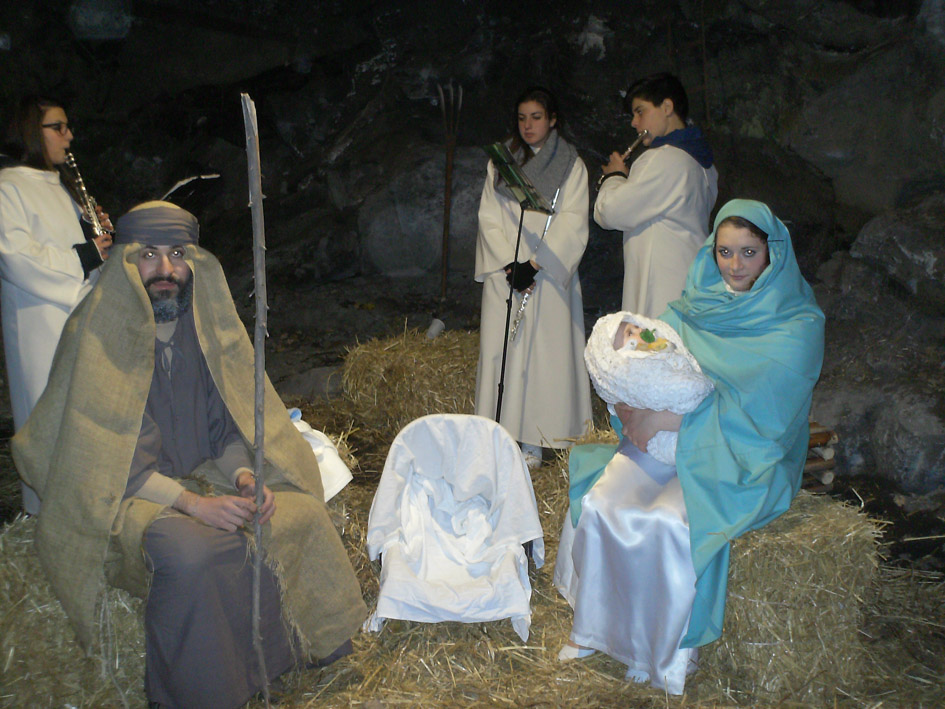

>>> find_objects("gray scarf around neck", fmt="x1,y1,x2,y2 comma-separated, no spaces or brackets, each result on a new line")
495,130,578,206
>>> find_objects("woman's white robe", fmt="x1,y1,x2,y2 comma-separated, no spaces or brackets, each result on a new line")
0,166,95,513
554,438,698,695
0,166,93,429
594,146,718,317
474,158,592,448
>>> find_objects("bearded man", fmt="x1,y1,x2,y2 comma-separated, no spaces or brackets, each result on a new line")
13,201,366,708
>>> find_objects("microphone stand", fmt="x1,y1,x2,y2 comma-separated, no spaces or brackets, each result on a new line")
480,141,554,425
495,205,527,422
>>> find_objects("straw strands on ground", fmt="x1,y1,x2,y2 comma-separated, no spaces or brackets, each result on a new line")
277,428,941,708
0,516,145,707
2,467,942,707
2,331,944,707
303,429,943,708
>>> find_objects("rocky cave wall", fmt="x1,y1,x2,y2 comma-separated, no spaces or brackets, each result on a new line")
0,0,943,494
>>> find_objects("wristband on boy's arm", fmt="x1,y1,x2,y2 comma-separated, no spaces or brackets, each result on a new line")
598,171,626,187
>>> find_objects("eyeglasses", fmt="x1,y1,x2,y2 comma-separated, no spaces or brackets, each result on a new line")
41,122,73,136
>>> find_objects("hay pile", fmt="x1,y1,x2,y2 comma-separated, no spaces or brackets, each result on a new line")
2,329,943,708
2,462,938,708
284,425,902,708
0,516,145,707
700,491,881,704
281,454,684,708
341,328,479,443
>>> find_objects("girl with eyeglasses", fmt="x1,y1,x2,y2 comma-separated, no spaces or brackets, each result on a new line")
0,95,112,514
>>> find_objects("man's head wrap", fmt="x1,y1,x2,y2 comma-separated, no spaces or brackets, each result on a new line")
114,200,199,246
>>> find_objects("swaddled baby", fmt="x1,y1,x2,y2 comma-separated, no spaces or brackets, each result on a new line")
583,311,714,464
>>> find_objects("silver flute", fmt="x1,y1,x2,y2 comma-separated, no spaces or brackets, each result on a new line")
594,129,649,191
509,188,560,342
64,151,112,238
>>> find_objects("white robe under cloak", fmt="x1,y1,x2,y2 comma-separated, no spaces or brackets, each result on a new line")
594,146,717,317
554,437,698,695
474,158,592,448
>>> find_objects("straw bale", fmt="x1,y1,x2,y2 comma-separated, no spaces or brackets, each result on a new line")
699,491,882,704
0,516,146,708
341,328,479,443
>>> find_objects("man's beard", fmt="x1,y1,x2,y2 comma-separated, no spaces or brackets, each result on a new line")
145,274,194,323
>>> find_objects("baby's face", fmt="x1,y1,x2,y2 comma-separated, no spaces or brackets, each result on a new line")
613,322,644,350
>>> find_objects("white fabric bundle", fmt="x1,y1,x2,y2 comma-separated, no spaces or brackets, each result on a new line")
288,408,353,501
584,312,714,464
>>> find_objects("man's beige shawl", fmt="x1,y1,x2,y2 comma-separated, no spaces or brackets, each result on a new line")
13,243,366,655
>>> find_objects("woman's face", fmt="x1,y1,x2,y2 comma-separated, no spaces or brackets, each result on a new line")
630,97,674,145
517,100,556,149
715,224,769,292
41,106,73,166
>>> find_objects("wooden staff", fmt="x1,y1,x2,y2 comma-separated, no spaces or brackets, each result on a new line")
240,92,271,707
437,81,462,300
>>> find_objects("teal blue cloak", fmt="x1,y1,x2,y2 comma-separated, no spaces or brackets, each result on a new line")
664,199,824,646
567,199,824,648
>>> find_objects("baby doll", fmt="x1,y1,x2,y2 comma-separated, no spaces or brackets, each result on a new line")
584,311,714,464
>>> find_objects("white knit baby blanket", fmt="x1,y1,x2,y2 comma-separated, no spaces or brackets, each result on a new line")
584,311,714,464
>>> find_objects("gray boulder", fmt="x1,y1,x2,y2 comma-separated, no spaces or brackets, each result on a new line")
358,144,485,277
782,40,945,213
812,252,945,494
850,192,945,314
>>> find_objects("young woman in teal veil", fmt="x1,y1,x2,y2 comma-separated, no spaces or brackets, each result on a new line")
553,199,825,694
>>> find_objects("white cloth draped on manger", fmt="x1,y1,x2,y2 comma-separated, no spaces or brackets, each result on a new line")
365,414,544,641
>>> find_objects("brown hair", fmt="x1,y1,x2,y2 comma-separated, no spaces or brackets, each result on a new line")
508,86,560,166
6,95,63,170
717,215,768,242
5,95,84,205
624,73,689,122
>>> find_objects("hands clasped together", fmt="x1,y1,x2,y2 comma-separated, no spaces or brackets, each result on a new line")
176,469,276,532
615,403,682,454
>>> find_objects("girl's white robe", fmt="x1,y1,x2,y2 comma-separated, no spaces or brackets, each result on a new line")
474,158,592,448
